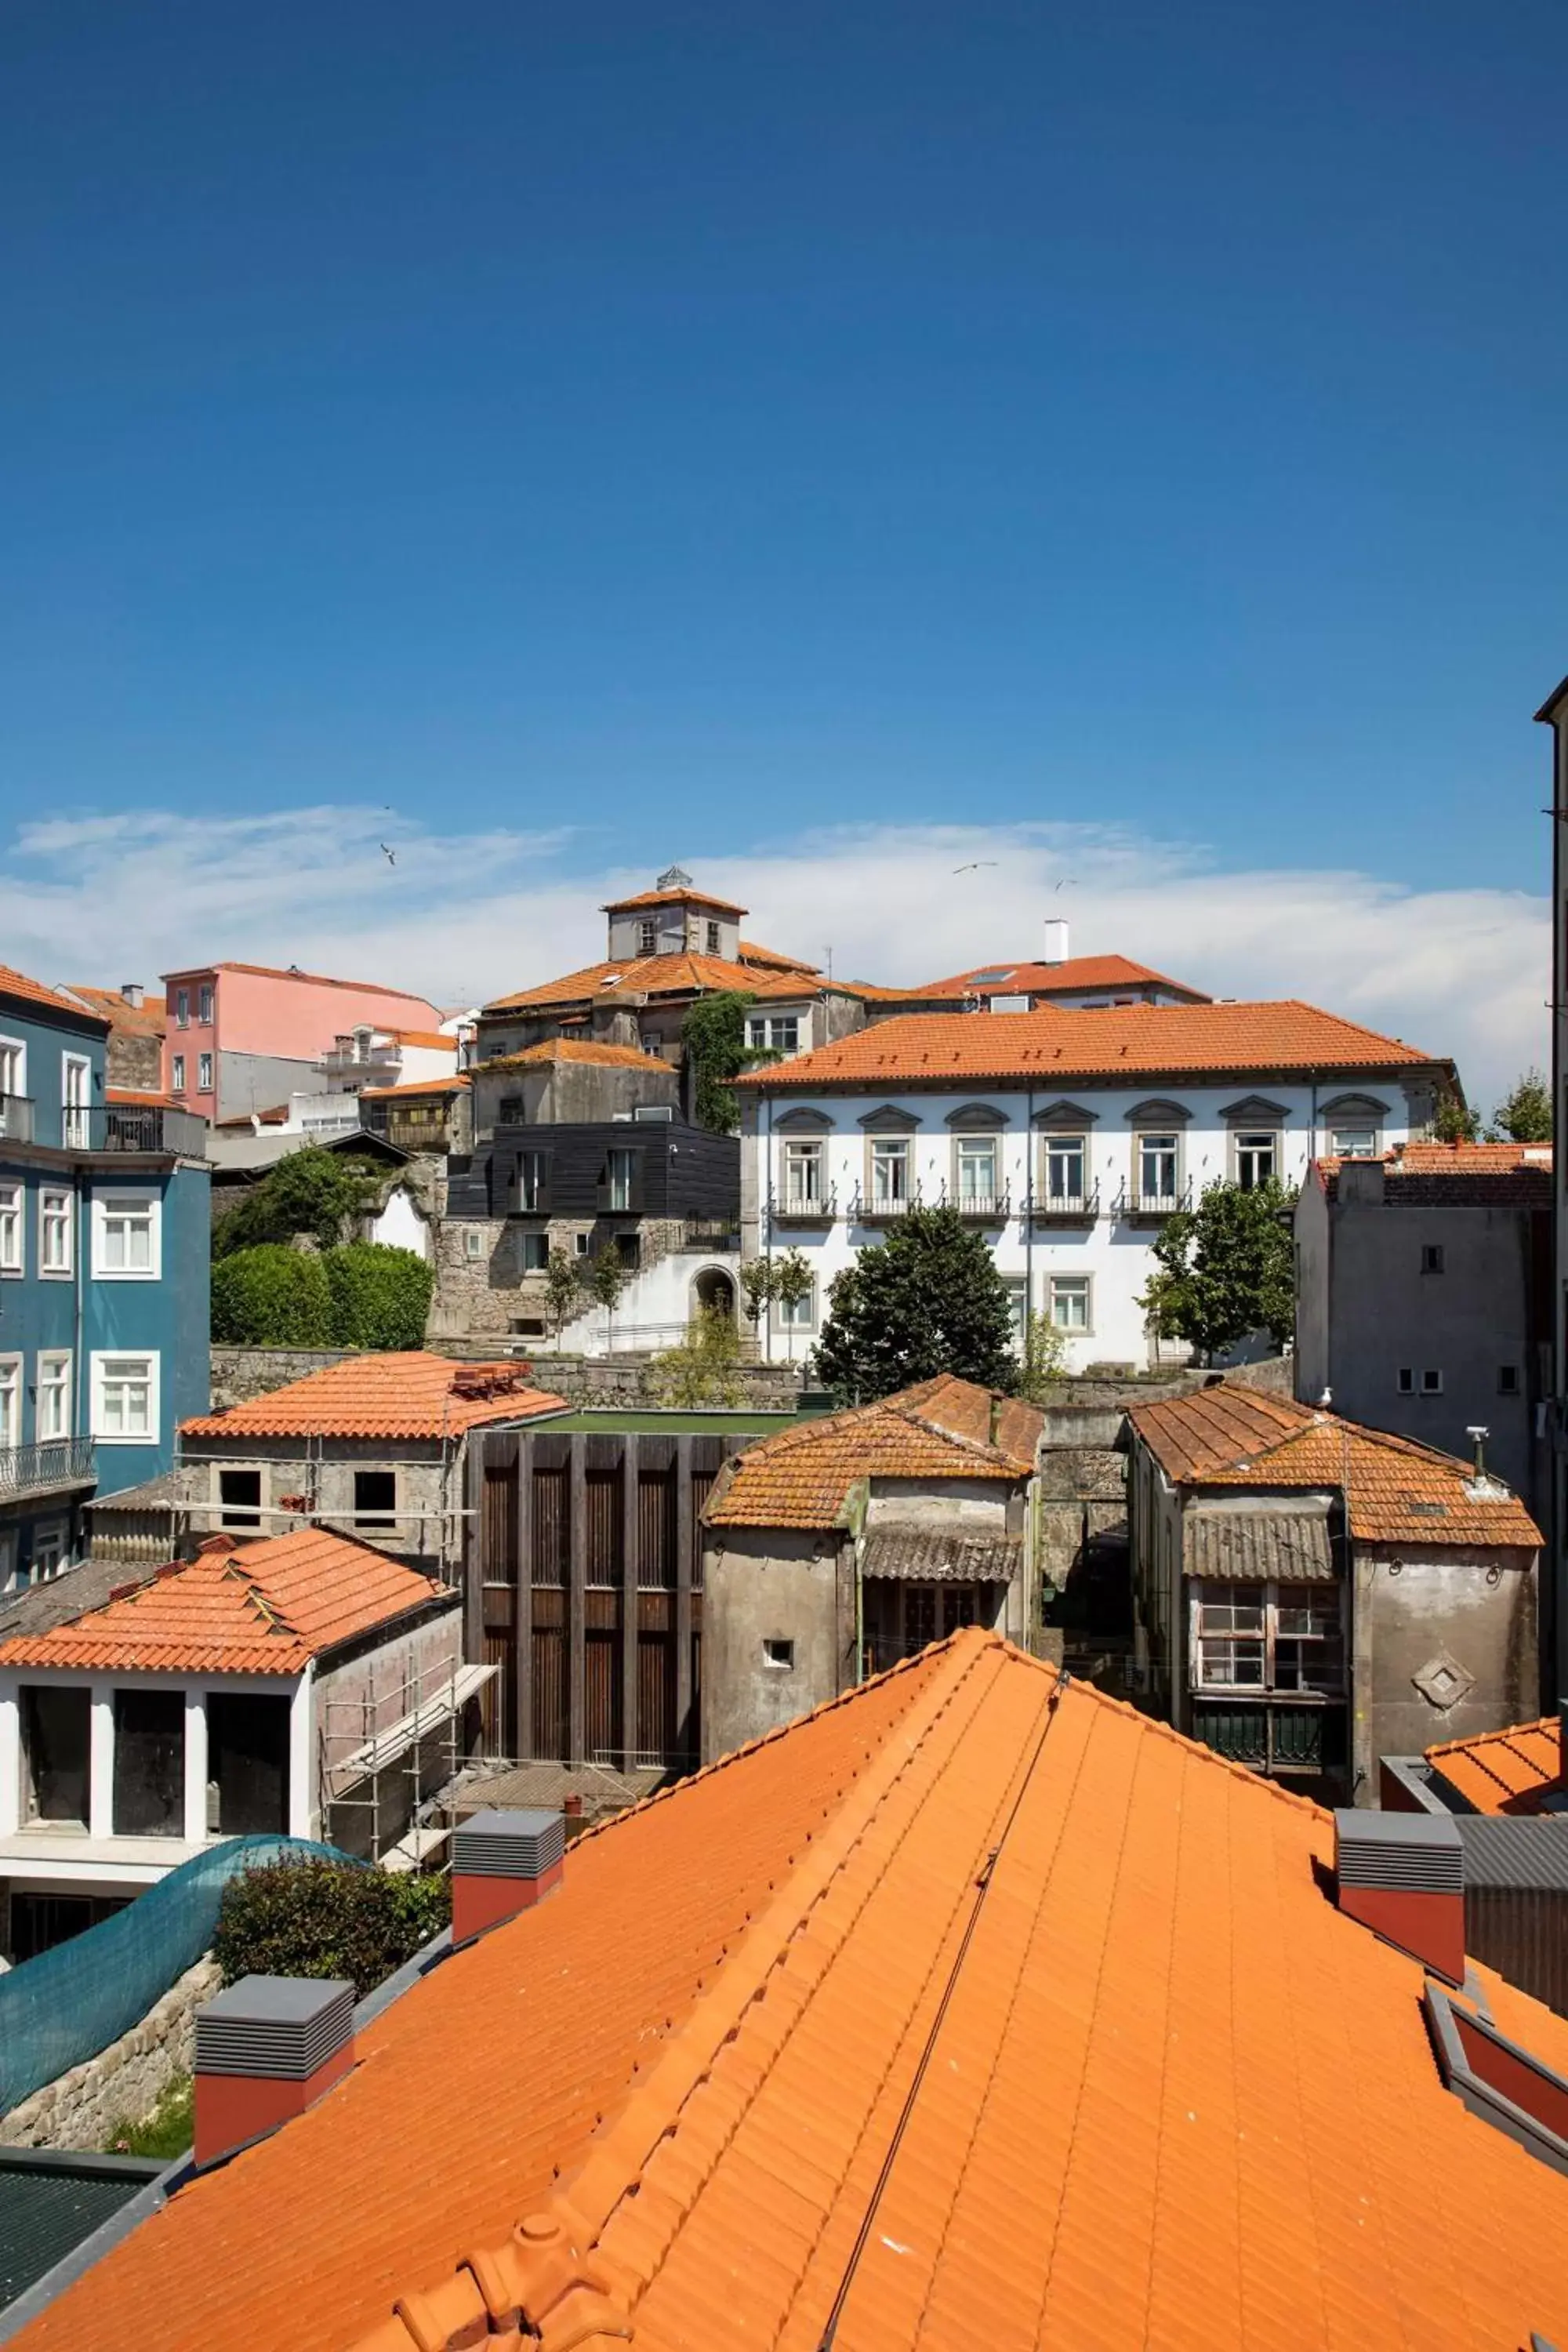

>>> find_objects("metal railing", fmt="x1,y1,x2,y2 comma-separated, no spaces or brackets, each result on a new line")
944,1185,1012,1221
768,1185,837,1225
93,1102,210,1157
1120,1183,1193,1221
0,1094,35,1142
1031,1181,1101,1221
0,1438,96,1498
849,1183,922,1223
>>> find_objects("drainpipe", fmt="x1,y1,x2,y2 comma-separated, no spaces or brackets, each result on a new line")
1025,1084,1034,1334
762,1091,773,1366
853,1533,865,1685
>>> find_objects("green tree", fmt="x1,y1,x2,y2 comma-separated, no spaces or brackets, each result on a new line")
1142,1178,1295,1363
652,1305,745,1406
772,1249,814,1352
1490,1067,1552,1143
211,1245,335,1345
586,1247,631,1348
813,1207,1016,1404
543,1247,583,1341
324,1243,435,1349
680,992,775,1133
739,1257,776,1336
1432,1085,1480,1145
213,1143,386,1258
1013,1311,1067,1404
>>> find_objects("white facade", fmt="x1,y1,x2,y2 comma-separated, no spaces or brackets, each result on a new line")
743,1072,1432,1371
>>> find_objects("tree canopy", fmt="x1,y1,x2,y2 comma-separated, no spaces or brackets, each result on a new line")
1142,1178,1295,1363
1490,1067,1552,1143
680,993,775,1133
813,1207,1017,1403
213,1143,387,1258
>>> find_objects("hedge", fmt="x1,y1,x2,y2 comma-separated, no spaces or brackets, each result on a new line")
210,1241,434,1348
212,1860,450,1999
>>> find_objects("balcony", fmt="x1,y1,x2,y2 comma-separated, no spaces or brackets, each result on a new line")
93,1102,210,1158
849,1184,921,1226
0,1095,34,1143
1119,1184,1193,1225
769,1185,837,1227
944,1185,1012,1224
1031,1182,1101,1225
0,1438,96,1502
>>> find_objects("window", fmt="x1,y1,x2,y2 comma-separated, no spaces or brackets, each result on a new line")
1421,1244,1445,1276
1003,1276,1029,1351
762,1639,795,1670
779,1278,815,1330
1192,1581,1344,1696
706,920,720,954
0,1035,26,1099
1421,1369,1444,1395
354,1469,397,1530
956,1136,997,1203
22,1686,90,1824
870,1138,909,1205
198,984,213,1023
575,1232,590,1257
208,1692,290,1835
521,1231,550,1272
637,920,658,956
197,1053,214,1093
1397,1367,1414,1393
93,1192,160,1278
464,1228,485,1261
748,1016,800,1054
1235,1131,1277,1189
783,1140,822,1206
1138,1134,1178,1203
0,1356,20,1447
0,1181,22,1274
517,1151,549,1210
29,1520,67,1581
606,1148,637,1211
37,1351,71,1442
92,1352,158,1443
1048,1275,1091,1332
176,989,189,1027
220,1468,263,1529
39,1186,72,1277
61,1054,91,1148
1498,1365,1520,1396
1044,1134,1086,1204
113,1689,184,1836
1330,1126,1377,1158
0,1530,16,1595
171,1054,186,1093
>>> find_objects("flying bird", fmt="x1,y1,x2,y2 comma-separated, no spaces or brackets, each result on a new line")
953,861,998,873
1053,878,1078,891
379,843,397,867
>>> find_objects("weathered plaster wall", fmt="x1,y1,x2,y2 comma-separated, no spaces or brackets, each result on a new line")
702,1527,850,1763
1352,1545,1540,1797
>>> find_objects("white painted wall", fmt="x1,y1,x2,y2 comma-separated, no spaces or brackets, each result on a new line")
552,1246,741,1354
369,1183,430,1258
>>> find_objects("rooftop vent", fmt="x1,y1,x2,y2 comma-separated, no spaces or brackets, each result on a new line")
450,1806,565,1944
121,982,143,1009
1334,1808,1465,1985
1041,918,1069,966
193,1976,355,2169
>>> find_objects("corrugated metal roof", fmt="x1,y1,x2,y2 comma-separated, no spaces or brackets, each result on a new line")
860,1529,1023,1583
1457,1817,1568,1891
1185,1509,1336,1582
0,2152,163,2314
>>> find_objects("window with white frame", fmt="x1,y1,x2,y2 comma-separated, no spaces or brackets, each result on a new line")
463,1228,485,1261
1234,1131,1278,1189
869,1137,909,1205
779,1277,816,1330
61,1054,91,1148
1044,1133,1087,1205
1330,1124,1378,1158
37,1351,71,1442
1002,1276,1029,1351
0,1181,22,1274
1048,1274,1091,1332
1192,1579,1343,1693
93,1191,160,1278
0,1036,26,1099
955,1135,997,1204
92,1352,158,1443
1138,1133,1179,1204
175,989,189,1027
198,983,213,1023
0,1356,20,1448
171,1053,186,1092
782,1140,822,1206
747,1015,800,1054
39,1186,73,1277
197,1052,214,1092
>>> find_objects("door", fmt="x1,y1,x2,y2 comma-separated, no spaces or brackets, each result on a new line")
62,1054,91,1149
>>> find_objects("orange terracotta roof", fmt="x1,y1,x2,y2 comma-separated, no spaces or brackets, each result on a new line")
738,998,1443,1091
483,949,810,1014
1129,1385,1541,1548
24,1633,1568,2352
706,1377,1037,1530
107,1087,190,1110
478,1040,665,1074
358,1073,471,1100
376,1028,456,1052
1425,1715,1565,1814
61,985,169,1036
737,938,822,975
0,1530,446,1675
180,1352,566,1442
601,884,748,916
1392,1140,1552,1172
1316,1140,1551,1207
0,963,107,1023
907,952,1211,1001
165,962,441,1007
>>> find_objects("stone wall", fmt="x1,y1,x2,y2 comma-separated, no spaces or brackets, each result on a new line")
210,1345,803,1413
0,1956,220,2152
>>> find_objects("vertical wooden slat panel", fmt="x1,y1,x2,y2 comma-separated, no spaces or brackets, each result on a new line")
637,1468,676,1588
515,1434,534,1760
568,1434,587,1764
463,1435,485,1675
482,1459,519,1584
620,1434,639,1768
674,1436,694,1762
585,1464,622,1586
532,1463,568,1584
584,1590,621,1760
531,1588,567,1761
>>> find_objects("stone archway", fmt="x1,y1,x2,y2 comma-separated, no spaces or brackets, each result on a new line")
690,1265,736,1322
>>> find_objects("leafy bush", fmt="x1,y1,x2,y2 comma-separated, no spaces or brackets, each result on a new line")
211,1245,336,1345
213,1143,387,1258
212,1860,450,2000
325,1242,435,1350
652,1305,745,1406
680,992,775,1133
815,1207,1016,1403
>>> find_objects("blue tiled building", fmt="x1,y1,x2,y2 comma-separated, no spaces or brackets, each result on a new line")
0,967,210,1594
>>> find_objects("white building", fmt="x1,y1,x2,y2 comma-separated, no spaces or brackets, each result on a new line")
738,999,1452,1371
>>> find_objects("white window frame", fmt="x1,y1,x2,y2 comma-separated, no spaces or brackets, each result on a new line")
37,1349,72,1443
1233,1131,1279,1191
869,1136,910,1205
1136,1131,1180,1207
171,1053,186,1093
775,1276,818,1334
0,1181,23,1276
1190,1579,1345,1697
90,1350,160,1445
748,1015,801,1054
782,1139,823,1207
0,1034,27,1102
1002,1276,1029,1352
92,1189,162,1280
197,1052,214,1094
38,1184,74,1279
61,1052,92,1149
0,1355,22,1449
1043,1133,1087,1206
954,1134,998,1204
1330,1125,1378,1159
1048,1274,1092,1334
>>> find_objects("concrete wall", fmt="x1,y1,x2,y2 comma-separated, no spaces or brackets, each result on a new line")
702,1527,850,1763
208,1343,803,1412
1351,1543,1540,1797
183,1439,458,1570
0,1956,220,2152
471,1056,679,1136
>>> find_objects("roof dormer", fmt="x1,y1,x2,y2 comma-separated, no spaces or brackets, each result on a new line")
601,870,749,965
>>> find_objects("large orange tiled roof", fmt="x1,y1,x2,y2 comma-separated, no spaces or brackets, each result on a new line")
483,949,811,1014
1425,1715,1565,1814
601,885,748,916
180,1352,566,1442
0,1530,445,1675
61,983,169,1036
358,1073,471,1100
1316,1140,1552,1207
23,1633,1568,2352
736,997,1442,1091
477,1039,665,1074
0,963,107,1023
737,938,822,975
903,951,1211,1001
1130,1386,1541,1548
706,1377,1038,1530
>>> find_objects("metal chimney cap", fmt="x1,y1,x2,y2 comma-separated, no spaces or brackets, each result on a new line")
201,1975,354,2027
452,1806,565,1882
1334,1807,1464,1893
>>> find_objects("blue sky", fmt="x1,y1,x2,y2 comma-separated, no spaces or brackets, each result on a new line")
0,3,1560,1099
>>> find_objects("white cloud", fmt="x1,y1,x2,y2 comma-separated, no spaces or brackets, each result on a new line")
3,808,1544,1114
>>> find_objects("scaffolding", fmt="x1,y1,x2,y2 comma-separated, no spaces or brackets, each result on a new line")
317,1648,496,1870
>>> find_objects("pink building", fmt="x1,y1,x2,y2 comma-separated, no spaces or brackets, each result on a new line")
162,961,445,1123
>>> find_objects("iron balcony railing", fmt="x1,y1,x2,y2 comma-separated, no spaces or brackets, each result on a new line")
93,1102,210,1157
1031,1181,1102,1222
849,1183,922,1224
1120,1182,1194,1222
768,1185,837,1225
0,1438,96,1499
0,1095,35,1142
942,1185,1013,1222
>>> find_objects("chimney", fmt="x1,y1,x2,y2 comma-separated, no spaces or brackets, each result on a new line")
1041,919,1070,967
1334,1809,1465,1985
1466,1425,1489,1480
450,1807,565,1944
193,1976,355,2168
122,982,143,1010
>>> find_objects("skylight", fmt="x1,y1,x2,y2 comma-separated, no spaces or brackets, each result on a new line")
966,967,1016,986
